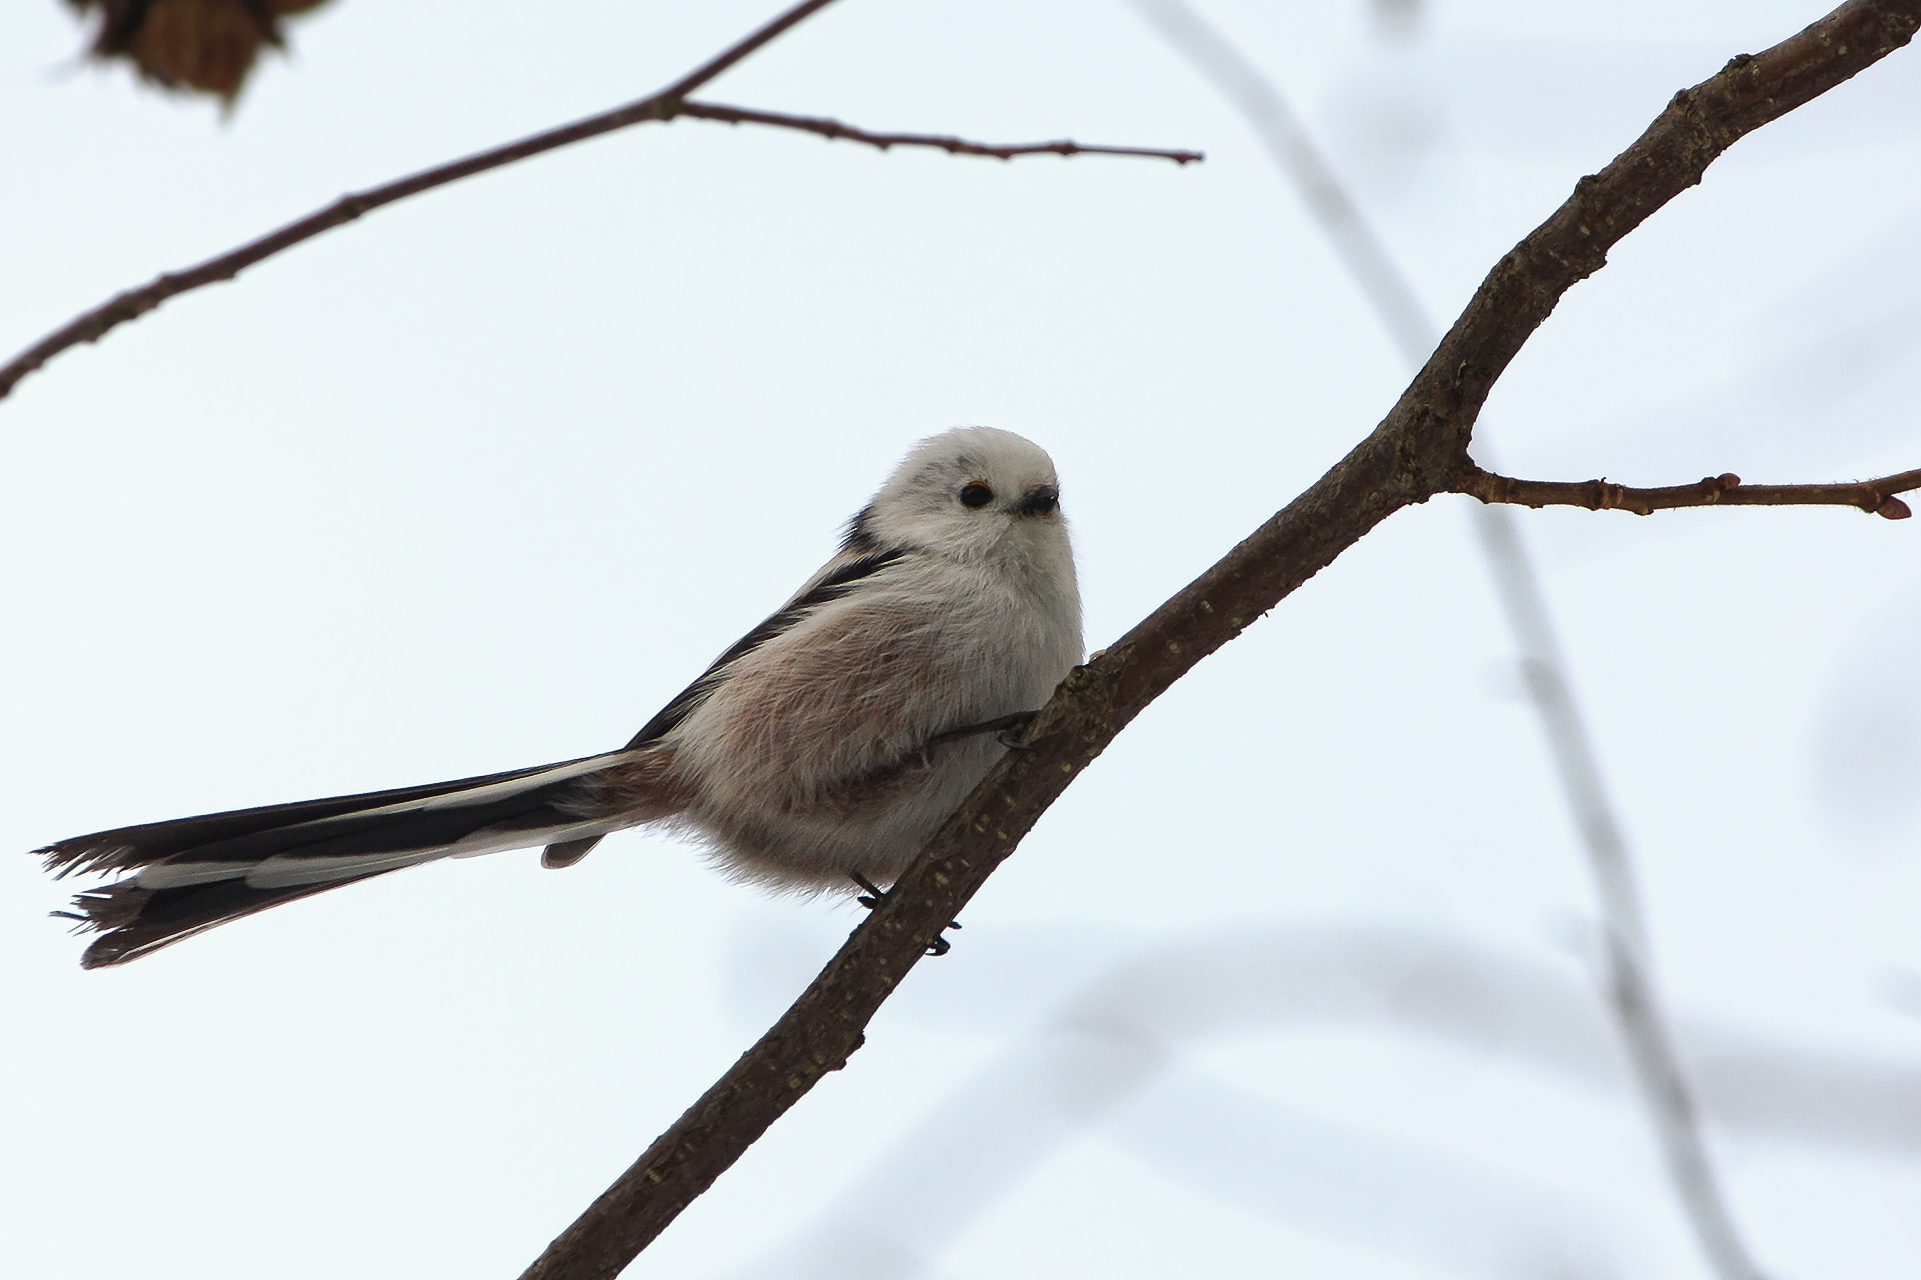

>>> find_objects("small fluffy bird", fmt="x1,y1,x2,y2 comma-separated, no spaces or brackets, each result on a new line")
38,427,1083,968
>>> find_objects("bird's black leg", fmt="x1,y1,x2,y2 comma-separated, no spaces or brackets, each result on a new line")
848,871,961,957
849,870,886,910
930,710,1039,752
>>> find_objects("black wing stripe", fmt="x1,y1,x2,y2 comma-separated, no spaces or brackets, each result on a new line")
840,504,881,554
623,547,908,748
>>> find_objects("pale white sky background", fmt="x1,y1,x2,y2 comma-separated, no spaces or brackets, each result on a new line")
4,2,1921,1278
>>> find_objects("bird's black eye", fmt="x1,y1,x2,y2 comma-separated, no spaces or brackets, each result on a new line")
959,481,994,508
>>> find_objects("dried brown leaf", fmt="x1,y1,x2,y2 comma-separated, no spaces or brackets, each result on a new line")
65,0,332,101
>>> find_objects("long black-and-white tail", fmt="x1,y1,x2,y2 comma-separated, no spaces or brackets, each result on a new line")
38,751,665,968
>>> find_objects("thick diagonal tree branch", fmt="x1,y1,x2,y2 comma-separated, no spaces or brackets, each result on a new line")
1458,464,1921,519
1125,4,1783,1276
0,0,1197,406
515,3,1921,1277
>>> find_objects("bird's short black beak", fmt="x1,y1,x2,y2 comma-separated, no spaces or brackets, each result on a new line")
1019,484,1060,517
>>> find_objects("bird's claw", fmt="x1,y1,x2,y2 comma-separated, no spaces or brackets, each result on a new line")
849,871,961,956
931,710,1039,752
991,710,1038,750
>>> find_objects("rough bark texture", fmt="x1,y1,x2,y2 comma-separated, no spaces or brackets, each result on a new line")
515,4,1921,1278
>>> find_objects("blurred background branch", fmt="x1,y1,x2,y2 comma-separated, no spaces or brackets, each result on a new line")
736,924,1921,1279
1124,1,1783,1275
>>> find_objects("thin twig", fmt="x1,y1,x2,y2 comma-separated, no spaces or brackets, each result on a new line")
1122,5,1779,1277
653,0,842,101
2,0,847,403
680,101,1203,162
1458,464,1921,519
0,2,1199,405
515,4,1921,1276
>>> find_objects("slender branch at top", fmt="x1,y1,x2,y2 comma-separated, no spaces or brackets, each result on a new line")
0,2,1199,406
1457,464,1921,519
655,0,843,100
1,0,853,404
679,102,1204,163
514,4,1921,1278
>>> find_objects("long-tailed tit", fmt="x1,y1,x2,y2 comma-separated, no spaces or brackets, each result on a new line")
38,427,1083,968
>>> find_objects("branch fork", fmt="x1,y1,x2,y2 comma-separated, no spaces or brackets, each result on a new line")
518,4,1921,1274
0,0,1198,404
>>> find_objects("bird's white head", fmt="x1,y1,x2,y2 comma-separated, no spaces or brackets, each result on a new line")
849,427,1071,573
